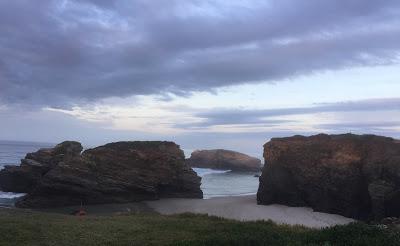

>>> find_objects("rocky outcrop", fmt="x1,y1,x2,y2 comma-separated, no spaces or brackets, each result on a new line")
257,134,400,221
0,141,202,208
186,149,262,172
0,141,82,193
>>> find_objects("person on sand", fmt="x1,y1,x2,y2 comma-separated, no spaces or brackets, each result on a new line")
75,201,87,216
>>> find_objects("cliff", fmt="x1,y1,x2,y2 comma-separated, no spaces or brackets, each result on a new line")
257,133,400,221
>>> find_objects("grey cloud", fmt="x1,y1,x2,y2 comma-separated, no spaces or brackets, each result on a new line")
316,121,400,132
175,119,295,130
180,98,400,128
1,0,400,107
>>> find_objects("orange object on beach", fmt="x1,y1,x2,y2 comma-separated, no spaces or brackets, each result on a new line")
75,202,87,216
77,207,86,216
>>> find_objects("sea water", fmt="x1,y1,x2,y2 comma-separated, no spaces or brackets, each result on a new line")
0,141,260,205
193,168,260,199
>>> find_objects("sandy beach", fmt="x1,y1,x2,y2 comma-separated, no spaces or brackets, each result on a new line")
29,195,354,229
146,195,354,229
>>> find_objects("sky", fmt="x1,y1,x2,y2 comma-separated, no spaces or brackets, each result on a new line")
0,0,400,158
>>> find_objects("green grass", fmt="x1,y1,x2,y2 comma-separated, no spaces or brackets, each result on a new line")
0,209,399,246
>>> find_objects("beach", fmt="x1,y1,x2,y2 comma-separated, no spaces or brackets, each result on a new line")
146,195,354,229
31,195,354,229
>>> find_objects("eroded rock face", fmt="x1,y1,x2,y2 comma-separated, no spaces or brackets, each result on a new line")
186,149,262,172
0,141,202,208
257,134,400,221
0,141,82,193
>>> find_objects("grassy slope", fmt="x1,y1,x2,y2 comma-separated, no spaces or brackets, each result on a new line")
0,209,399,246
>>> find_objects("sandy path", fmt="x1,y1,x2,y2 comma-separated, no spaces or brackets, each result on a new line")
146,195,354,229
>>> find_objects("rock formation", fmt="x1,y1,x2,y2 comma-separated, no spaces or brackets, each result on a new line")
186,149,262,172
257,134,400,221
0,141,82,193
0,141,202,208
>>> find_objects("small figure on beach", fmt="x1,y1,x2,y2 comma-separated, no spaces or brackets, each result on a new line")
75,201,87,216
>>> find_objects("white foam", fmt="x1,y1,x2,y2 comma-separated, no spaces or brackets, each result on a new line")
204,192,257,199
192,168,231,177
0,191,26,199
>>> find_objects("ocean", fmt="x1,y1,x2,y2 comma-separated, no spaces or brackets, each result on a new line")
193,168,259,199
0,141,260,205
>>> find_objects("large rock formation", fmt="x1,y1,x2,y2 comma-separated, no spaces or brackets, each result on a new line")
0,141,82,193
257,134,400,221
0,141,202,208
186,149,262,172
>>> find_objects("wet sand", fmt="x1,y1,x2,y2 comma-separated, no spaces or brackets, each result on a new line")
145,195,354,229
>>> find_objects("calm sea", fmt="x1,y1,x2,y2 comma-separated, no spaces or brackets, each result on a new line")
0,141,260,205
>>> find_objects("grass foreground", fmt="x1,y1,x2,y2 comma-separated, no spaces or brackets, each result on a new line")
0,208,399,246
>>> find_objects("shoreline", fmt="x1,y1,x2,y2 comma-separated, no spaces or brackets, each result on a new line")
146,195,354,229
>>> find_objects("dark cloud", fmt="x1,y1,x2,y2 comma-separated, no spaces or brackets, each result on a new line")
0,0,400,107
179,98,400,128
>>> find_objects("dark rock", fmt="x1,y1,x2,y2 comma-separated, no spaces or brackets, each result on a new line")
0,141,83,193
186,149,262,172
0,141,202,208
0,164,42,193
257,133,400,221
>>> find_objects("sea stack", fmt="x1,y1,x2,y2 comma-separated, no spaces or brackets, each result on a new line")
186,149,262,172
257,133,400,221
0,141,203,208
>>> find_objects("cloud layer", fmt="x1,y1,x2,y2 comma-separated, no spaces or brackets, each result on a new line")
178,98,400,128
1,0,400,107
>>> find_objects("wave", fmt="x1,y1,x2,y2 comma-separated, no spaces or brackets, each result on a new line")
204,192,257,199
192,168,231,177
0,191,26,199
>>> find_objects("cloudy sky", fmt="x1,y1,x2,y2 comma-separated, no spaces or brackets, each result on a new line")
1,0,400,157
